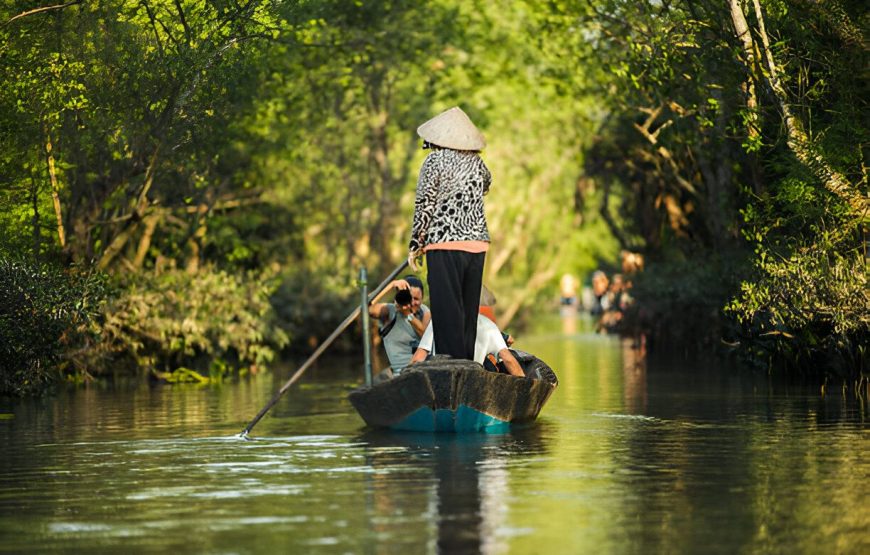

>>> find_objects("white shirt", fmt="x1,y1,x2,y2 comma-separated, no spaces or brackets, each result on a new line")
418,314,508,364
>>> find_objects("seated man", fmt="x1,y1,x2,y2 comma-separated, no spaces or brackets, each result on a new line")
368,276,431,375
409,314,525,377
478,284,513,346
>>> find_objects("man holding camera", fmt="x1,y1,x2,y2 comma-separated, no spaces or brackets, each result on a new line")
368,276,431,375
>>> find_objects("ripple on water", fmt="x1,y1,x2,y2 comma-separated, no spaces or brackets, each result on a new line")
2,325,867,555
125,484,309,501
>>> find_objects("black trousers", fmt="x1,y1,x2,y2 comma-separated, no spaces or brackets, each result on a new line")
426,250,485,360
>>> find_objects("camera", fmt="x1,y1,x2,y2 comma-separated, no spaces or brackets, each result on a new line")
394,289,412,306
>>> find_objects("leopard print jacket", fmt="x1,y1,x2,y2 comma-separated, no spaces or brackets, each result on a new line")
409,148,491,252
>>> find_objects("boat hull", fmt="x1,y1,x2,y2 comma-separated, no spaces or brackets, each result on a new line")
348,352,558,433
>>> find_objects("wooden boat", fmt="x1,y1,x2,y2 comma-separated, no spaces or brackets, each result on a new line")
348,350,558,433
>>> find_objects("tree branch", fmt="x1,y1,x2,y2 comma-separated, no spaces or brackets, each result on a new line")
5,0,82,25
750,0,867,214
173,0,192,45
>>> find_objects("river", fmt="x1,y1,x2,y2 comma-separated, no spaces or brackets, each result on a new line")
1,313,867,554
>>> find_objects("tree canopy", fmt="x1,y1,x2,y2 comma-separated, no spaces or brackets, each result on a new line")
1,0,866,388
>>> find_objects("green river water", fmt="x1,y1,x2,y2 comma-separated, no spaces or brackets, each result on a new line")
1,314,867,554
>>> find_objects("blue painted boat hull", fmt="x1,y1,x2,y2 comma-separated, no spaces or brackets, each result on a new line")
348,352,558,433
392,405,512,433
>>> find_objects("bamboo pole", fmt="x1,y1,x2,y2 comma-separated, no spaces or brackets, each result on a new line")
240,260,409,438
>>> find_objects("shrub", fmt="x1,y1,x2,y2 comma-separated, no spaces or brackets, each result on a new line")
0,257,107,395
628,251,748,353
97,268,289,379
270,269,359,353
726,233,869,377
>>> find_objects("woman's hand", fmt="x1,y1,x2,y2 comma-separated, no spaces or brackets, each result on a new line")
396,303,413,317
392,279,413,317
408,249,423,272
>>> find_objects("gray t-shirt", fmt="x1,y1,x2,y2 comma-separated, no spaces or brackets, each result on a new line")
382,303,429,374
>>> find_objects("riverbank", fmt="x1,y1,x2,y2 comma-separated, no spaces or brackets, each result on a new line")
3,1,866,396
3,250,866,398
563,248,868,382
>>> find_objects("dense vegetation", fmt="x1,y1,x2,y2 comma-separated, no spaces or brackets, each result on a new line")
539,0,867,376
1,0,866,394
0,257,105,394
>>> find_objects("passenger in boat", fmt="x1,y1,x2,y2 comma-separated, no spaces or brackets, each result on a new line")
478,284,513,347
408,283,523,377
368,276,431,375
408,106,490,363
408,315,525,377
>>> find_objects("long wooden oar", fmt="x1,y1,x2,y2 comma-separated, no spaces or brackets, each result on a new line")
240,260,409,438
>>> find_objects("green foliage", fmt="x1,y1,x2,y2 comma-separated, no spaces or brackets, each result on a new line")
630,251,751,351
727,228,868,376
1,0,292,265
537,0,868,376
0,257,107,395
97,268,288,376
189,201,306,271
1,0,865,383
270,270,360,353
718,0,868,376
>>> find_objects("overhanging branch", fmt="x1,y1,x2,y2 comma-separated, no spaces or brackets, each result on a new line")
5,0,82,25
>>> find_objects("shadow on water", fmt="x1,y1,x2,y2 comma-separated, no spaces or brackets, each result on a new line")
356,424,551,554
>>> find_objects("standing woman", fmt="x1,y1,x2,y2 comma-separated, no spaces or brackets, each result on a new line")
408,106,490,361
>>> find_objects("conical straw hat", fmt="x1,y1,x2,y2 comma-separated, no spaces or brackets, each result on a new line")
479,284,497,307
417,106,486,151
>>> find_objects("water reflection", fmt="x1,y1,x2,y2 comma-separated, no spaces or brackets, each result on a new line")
359,426,550,554
559,305,577,335
1,316,867,555
621,337,647,414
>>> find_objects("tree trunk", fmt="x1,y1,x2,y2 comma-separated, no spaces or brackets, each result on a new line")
185,206,208,274
44,128,66,248
599,177,632,250
30,175,41,257
98,146,161,270
631,106,697,195
499,263,557,328
133,212,161,269
727,0,761,142
696,88,733,248
750,0,867,213
185,237,201,274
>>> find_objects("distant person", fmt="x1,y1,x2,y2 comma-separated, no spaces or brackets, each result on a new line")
589,270,610,315
580,284,596,313
599,273,629,332
618,251,641,310
368,276,431,375
620,250,644,275
408,106,490,363
560,273,578,306
610,273,629,310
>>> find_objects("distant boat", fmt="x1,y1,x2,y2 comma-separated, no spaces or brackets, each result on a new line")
348,351,558,433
